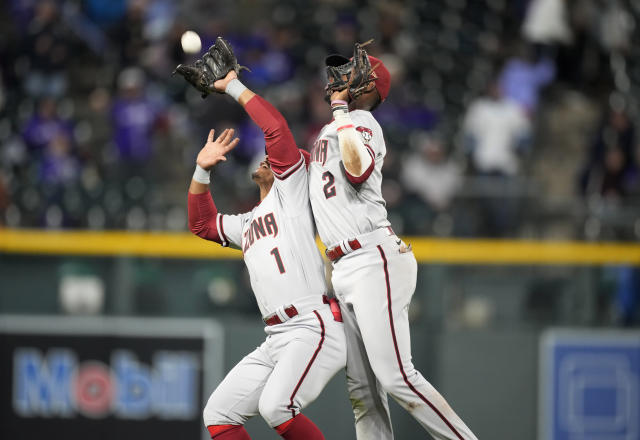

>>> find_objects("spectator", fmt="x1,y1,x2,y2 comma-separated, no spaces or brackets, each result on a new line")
22,97,73,155
400,134,462,235
462,82,531,236
598,0,634,55
40,133,81,187
110,67,164,175
22,0,74,98
522,0,572,46
37,132,82,229
498,43,556,114
401,133,461,213
580,97,637,200
111,1,149,67
462,82,531,176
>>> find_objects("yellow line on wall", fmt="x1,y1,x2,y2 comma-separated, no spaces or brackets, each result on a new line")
407,238,640,265
0,228,239,259
1,228,639,265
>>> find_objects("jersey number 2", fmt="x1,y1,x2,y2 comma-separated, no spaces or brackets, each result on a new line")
270,247,286,274
322,171,336,198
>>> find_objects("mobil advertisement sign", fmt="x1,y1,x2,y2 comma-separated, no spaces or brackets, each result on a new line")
13,348,198,419
0,316,224,440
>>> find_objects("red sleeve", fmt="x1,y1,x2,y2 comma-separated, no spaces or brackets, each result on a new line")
188,191,222,244
244,95,300,176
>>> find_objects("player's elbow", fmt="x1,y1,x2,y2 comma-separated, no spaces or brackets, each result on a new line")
343,155,363,177
188,220,209,239
343,153,375,184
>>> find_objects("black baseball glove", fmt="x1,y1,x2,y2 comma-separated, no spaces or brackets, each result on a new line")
325,39,377,101
173,36,249,98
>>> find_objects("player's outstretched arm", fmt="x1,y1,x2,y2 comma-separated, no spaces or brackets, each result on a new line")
189,128,239,194
173,37,300,174
213,71,301,176
188,128,239,242
329,88,375,183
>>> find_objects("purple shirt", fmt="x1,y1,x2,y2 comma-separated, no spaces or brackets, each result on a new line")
22,115,72,153
111,97,159,161
499,58,555,112
40,152,80,185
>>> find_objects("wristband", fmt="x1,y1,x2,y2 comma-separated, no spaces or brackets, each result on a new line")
333,107,354,132
193,164,211,184
332,105,349,116
333,105,351,120
225,78,248,101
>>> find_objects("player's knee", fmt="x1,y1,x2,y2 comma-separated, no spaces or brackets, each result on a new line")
376,362,423,395
202,401,217,426
203,397,231,426
349,394,370,421
375,370,406,394
346,375,389,421
346,374,372,399
258,394,287,426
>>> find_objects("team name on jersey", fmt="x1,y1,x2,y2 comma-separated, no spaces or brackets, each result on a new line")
311,139,328,165
243,212,278,253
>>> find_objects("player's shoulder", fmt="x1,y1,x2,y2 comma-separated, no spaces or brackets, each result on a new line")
273,151,308,182
349,109,380,128
350,110,384,149
224,208,254,224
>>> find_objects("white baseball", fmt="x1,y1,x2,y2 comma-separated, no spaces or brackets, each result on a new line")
181,30,202,54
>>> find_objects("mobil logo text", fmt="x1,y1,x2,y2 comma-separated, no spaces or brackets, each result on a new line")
13,348,199,420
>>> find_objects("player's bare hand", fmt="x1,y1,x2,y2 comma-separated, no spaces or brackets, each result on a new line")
213,70,238,94
330,87,349,103
196,128,240,170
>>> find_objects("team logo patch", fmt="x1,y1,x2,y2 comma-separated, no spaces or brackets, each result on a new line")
356,126,373,143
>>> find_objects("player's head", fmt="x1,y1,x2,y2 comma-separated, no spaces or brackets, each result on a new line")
324,53,391,111
251,149,310,185
251,155,274,187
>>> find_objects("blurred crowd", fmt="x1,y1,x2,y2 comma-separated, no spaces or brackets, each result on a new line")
0,0,639,241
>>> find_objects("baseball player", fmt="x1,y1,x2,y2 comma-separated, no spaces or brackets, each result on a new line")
309,42,478,440
179,39,346,440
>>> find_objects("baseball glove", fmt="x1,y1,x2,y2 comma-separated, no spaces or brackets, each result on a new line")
325,59,352,97
325,39,378,101
173,36,249,98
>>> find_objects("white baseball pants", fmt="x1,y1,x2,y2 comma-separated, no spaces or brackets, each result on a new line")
203,306,346,428
332,234,478,440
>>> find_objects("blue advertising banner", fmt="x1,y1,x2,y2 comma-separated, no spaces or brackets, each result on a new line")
540,330,640,440
0,316,224,440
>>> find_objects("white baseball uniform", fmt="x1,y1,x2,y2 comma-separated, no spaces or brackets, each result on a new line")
190,96,346,432
308,108,477,440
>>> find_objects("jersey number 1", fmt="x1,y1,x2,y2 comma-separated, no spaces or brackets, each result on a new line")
322,171,336,198
270,247,285,274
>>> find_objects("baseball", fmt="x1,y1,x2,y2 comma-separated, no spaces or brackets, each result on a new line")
181,30,202,54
